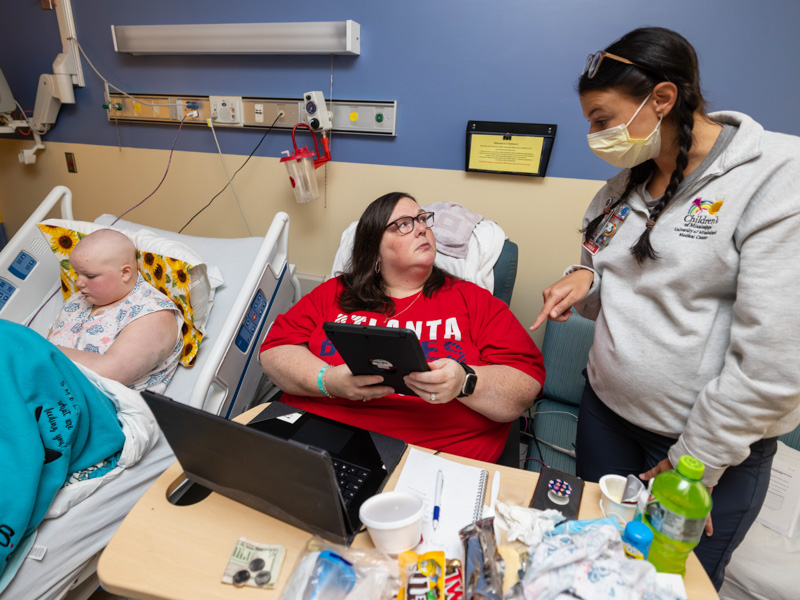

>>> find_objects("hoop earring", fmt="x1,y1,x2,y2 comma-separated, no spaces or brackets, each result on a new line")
375,261,381,274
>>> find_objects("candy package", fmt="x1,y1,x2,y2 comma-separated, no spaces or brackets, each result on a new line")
397,550,445,600
459,517,503,600
443,558,464,600
278,537,401,600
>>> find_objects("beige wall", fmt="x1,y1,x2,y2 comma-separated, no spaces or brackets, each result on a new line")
0,139,602,345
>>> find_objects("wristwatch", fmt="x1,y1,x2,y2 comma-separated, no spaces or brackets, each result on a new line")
457,362,477,397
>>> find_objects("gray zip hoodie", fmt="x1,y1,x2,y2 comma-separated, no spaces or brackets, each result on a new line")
573,111,800,486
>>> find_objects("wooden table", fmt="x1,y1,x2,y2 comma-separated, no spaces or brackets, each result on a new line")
98,406,719,599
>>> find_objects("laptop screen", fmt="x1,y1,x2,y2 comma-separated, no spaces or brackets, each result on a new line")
292,418,354,455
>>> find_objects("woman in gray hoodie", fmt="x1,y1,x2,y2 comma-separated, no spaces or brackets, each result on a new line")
530,26,800,589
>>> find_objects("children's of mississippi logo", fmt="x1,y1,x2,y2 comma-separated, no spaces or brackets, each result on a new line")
687,197,723,217
675,197,724,239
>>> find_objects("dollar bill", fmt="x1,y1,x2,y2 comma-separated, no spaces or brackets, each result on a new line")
222,537,286,589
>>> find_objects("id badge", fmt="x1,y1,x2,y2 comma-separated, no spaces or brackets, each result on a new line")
583,201,629,255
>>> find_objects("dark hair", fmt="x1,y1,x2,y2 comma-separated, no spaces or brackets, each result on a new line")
338,192,449,314
579,27,707,262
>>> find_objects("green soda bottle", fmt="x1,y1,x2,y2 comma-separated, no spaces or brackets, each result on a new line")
644,455,713,575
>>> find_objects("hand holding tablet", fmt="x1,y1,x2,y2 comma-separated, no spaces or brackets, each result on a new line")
322,323,430,397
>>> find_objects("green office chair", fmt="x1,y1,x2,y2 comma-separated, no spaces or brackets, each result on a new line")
779,424,800,450
491,239,518,307
523,309,595,474
491,239,524,468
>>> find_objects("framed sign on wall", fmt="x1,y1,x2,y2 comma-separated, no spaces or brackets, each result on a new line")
465,121,557,177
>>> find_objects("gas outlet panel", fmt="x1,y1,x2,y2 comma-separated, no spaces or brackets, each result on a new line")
209,96,244,126
107,93,397,136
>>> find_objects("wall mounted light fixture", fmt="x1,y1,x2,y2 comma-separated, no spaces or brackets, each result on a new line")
111,20,360,55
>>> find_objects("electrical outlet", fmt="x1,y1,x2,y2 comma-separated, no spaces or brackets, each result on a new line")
276,103,297,124
65,152,77,173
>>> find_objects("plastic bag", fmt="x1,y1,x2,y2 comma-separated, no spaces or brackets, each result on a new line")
549,515,623,536
459,517,503,600
278,537,401,600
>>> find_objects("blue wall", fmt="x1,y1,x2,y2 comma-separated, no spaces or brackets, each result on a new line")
1,0,798,182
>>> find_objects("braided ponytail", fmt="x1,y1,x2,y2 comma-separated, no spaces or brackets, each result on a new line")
579,27,708,263
631,106,694,262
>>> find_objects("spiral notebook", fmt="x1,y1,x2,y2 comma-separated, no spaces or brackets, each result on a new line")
393,448,488,560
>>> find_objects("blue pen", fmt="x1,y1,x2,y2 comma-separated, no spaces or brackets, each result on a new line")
433,469,444,530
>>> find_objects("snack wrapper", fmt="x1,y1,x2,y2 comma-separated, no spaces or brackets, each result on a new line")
459,517,503,600
398,550,446,600
444,558,464,600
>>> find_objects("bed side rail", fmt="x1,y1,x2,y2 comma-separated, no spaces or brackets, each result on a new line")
190,212,300,416
0,186,74,324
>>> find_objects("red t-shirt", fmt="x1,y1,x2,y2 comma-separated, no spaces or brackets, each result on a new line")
260,277,545,462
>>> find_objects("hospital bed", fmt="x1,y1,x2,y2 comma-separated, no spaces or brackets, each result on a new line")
0,185,301,600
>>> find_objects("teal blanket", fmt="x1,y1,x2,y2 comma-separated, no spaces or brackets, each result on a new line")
0,320,125,578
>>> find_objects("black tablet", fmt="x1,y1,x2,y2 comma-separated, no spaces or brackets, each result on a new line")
322,322,430,397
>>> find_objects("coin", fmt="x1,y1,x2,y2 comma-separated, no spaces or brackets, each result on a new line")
249,558,266,572
254,570,272,586
232,569,250,587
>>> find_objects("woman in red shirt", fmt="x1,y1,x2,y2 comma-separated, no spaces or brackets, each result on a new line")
260,192,544,462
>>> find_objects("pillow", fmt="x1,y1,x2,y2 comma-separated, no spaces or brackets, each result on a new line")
133,228,217,334
37,219,217,367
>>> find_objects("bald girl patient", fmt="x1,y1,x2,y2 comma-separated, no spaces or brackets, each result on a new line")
47,229,184,393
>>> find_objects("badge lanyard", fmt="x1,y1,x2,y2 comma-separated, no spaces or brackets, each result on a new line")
582,199,630,255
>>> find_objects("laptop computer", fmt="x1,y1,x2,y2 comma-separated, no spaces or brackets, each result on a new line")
141,391,407,545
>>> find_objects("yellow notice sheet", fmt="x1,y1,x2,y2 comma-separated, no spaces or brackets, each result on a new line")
468,134,544,175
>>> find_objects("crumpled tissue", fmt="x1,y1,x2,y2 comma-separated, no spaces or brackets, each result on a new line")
494,502,564,546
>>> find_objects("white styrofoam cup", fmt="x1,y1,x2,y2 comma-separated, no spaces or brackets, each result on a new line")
359,491,424,555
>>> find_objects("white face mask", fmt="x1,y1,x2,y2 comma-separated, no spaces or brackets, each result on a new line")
587,93,662,169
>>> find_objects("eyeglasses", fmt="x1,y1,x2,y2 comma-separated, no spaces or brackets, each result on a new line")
584,51,646,79
385,211,435,235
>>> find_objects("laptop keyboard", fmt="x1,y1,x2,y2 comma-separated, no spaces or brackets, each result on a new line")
332,458,371,505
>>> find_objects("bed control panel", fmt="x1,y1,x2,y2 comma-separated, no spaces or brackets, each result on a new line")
235,289,267,353
8,251,37,280
0,278,17,312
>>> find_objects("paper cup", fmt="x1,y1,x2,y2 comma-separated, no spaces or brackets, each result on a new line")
359,491,424,555
599,474,637,525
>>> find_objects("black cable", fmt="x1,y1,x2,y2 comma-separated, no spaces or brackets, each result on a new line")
528,399,549,468
114,115,190,226
179,115,281,234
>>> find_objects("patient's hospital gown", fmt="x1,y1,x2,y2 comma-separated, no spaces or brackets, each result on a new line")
48,273,183,392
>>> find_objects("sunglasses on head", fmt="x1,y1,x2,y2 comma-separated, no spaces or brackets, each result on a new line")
584,51,648,79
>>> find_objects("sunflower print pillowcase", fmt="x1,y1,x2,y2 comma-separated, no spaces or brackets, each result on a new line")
37,222,205,367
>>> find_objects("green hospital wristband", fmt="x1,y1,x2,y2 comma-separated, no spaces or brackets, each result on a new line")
317,365,334,398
